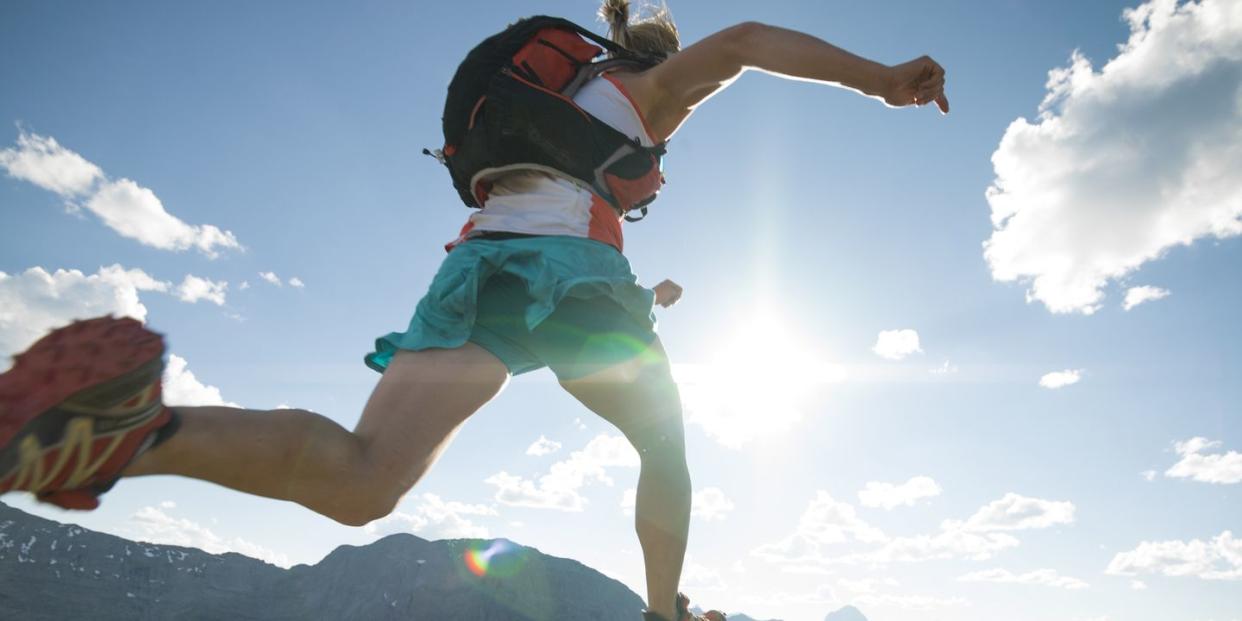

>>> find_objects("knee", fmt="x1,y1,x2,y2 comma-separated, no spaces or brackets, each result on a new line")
323,456,411,527
327,483,403,527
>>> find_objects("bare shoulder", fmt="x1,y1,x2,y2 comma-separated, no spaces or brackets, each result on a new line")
613,23,763,140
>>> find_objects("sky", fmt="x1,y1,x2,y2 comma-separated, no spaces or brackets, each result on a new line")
1,1,1240,620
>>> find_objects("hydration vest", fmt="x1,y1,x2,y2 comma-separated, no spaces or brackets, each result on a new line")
428,16,667,222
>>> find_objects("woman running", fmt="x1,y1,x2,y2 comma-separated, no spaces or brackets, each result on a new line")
0,2,947,619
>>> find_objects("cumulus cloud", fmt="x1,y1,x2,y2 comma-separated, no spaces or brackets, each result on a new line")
163,354,239,407
859,528,1020,564
752,492,887,565
1165,437,1242,484
1,130,241,257
754,491,1072,569
0,265,166,362
959,567,1090,589
0,130,102,195
680,556,727,591
1123,285,1171,310
1106,530,1242,581
983,0,1242,314
287,277,305,289
858,476,942,510
485,434,639,511
872,329,923,360
1039,369,1083,389
365,493,496,540
961,493,1076,532
259,272,282,287
126,506,290,568
691,487,736,521
175,275,228,306
526,435,562,457
0,266,235,401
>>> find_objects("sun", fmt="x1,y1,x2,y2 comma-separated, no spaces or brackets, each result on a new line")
674,308,843,448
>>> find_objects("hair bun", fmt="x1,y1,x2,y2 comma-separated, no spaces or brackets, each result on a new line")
599,0,631,29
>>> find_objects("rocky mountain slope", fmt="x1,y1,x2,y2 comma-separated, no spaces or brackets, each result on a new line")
0,502,871,621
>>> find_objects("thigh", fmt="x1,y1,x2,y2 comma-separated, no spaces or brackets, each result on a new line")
531,293,662,382
557,337,686,450
354,343,509,478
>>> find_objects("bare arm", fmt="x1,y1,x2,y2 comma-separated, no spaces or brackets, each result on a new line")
631,22,948,139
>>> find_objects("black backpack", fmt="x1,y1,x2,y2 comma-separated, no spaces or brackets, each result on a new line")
427,16,667,221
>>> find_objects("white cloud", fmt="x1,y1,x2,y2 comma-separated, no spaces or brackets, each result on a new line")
1124,285,1171,310
175,275,228,306
365,493,496,540
163,354,239,408
1,131,241,257
1142,469,1158,482
680,556,727,591
239,281,251,291
691,487,736,521
930,360,959,375
961,493,1076,532
755,491,1074,570
1165,437,1242,484
159,500,177,510
526,435,562,457
287,277,305,289
126,506,290,568
959,567,1089,589
1131,579,1148,590
1039,369,1083,389
794,491,887,545
259,271,282,287
858,476,942,510
983,0,1242,314
872,329,923,360
859,528,1021,564
0,130,102,196
0,265,167,363
485,434,639,511
752,492,887,565
1107,530,1242,581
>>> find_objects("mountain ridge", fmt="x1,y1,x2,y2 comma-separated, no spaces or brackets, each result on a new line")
0,501,869,621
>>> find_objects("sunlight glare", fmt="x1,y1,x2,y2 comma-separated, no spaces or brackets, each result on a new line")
674,309,845,449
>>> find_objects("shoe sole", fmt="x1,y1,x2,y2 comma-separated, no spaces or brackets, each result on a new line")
0,317,165,452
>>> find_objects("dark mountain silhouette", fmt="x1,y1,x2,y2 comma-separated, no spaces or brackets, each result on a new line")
0,501,642,620
1,502,838,620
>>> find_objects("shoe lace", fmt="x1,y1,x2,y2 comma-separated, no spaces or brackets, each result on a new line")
12,417,127,493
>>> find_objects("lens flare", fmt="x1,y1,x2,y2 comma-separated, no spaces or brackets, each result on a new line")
462,540,523,578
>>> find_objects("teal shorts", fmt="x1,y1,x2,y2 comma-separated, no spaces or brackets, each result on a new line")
366,235,660,380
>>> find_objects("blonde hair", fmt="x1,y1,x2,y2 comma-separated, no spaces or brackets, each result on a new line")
598,0,680,60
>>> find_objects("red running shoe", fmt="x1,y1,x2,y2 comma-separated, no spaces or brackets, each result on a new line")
0,316,179,510
642,593,726,621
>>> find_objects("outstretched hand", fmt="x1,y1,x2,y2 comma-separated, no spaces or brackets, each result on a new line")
653,279,683,308
883,55,949,114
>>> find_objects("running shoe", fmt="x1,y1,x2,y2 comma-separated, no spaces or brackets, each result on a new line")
0,316,179,510
642,593,726,621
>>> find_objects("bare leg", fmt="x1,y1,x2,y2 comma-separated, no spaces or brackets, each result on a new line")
125,343,509,526
558,338,690,621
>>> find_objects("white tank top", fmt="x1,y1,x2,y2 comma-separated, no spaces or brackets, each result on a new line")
447,74,658,253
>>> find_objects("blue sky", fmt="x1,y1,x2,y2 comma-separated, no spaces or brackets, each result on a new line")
2,1,1240,620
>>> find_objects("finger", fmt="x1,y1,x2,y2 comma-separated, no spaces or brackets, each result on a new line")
935,92,950,114
917,86,943,106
